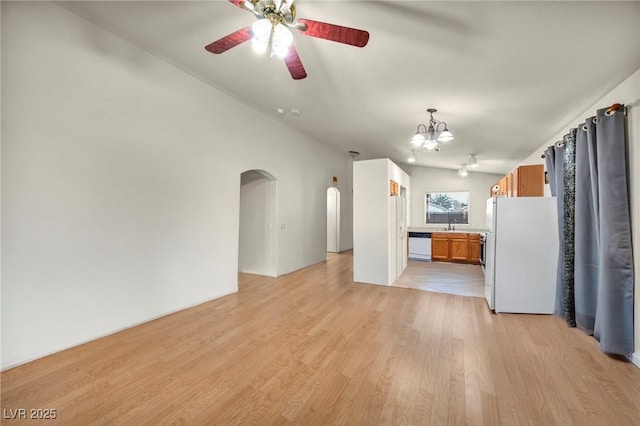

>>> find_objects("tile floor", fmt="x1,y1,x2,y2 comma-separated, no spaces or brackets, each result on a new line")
394,259,485,298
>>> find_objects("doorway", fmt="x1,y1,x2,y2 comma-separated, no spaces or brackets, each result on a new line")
327,187,340,253
239,170,277,277
390,185,408,282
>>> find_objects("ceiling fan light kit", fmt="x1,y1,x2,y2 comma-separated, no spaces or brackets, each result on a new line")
205,0,370,80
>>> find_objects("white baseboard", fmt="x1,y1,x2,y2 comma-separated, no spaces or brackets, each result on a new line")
629,352,640,369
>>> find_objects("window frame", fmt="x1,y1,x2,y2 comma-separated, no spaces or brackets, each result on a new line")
424,190,470,226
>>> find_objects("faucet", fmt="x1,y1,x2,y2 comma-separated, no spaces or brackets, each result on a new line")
448,218,457,231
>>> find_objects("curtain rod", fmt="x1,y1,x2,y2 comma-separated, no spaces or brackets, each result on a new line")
541,102,628,158
606,103,627,115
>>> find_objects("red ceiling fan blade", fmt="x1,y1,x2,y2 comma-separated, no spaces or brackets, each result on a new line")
284,45,307,80
228,0,247,9
205,27,253,54
296,18,369,47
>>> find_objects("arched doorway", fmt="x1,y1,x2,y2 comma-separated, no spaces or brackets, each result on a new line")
327,187,340,253
239,169,277,277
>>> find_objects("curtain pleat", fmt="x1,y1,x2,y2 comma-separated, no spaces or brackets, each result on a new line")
561,130,576,327
592,107,634,355
553,143,567,319
545,147,557,196
574,122,599,334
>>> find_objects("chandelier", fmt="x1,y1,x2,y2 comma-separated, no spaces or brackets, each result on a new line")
410,108,454,152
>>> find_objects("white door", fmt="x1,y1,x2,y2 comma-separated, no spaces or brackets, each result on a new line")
389,194,398,282
397,187,406,275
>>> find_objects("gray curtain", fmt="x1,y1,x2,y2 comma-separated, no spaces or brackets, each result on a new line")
562,130,576,327
553,105,634,355
591,107,634,354
544,147,557,196
550,132,576,326
551,142,566,320
574,118,599,335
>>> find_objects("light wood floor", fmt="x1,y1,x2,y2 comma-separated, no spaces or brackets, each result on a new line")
2,251,640,425
394,260,485,298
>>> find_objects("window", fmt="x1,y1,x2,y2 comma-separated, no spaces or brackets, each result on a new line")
425,191,469,225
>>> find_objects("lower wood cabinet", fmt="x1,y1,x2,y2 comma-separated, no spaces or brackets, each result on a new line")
449,234,469,261
432,233,481,264
469,234,480,264
431,237,450,261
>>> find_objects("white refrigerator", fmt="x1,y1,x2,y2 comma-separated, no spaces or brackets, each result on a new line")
484,197,558,313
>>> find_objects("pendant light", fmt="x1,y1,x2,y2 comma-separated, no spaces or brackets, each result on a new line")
410,108,454,152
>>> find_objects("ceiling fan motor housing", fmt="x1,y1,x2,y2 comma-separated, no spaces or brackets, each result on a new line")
248,0,296,24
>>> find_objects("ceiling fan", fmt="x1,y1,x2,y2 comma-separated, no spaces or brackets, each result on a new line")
205,0,370,80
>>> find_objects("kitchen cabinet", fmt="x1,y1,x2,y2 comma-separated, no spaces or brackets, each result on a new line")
449,234,469,261
431,233,480,264
431,235,450,261
506,172,514,197
490,164,543,197
469,234,480,263
516,165,543,196
491,176,509,197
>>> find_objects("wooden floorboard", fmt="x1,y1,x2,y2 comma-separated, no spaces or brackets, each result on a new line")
2,251,640,425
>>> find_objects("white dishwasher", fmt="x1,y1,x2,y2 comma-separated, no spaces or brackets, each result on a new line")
408,232,432,261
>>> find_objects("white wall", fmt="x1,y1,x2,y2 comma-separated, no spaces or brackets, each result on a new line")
404,165,503,230
353,159,409,286
239,171,277,276
518,69,640,361
1,2,353,369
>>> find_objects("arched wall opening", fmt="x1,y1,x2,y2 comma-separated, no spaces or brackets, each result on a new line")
327,187,341,253
239,169,277,277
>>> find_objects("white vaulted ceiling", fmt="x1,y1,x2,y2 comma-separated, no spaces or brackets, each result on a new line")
57,0,640,174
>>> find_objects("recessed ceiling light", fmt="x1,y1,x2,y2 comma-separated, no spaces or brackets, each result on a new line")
276,107,301,117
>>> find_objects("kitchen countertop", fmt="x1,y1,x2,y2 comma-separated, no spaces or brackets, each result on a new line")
407,227,487,234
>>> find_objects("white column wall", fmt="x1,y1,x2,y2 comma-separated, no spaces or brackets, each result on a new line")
353,159,410,286
353,160,389,285
1,2,353,369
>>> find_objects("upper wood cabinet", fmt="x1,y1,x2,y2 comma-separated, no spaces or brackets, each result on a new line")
491,164,543,197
